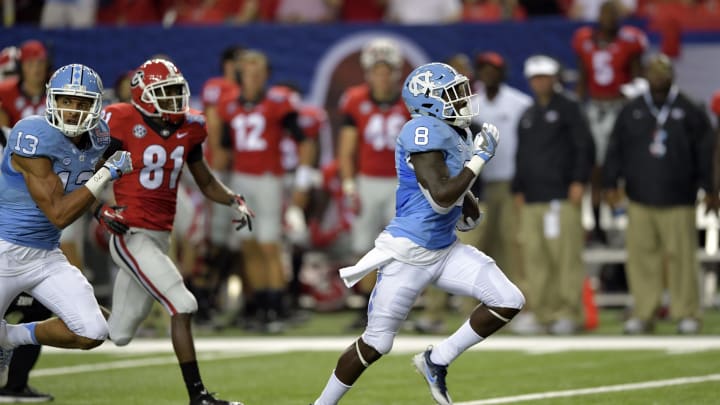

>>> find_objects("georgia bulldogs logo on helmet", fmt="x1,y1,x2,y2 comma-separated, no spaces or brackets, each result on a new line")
130,59,189,124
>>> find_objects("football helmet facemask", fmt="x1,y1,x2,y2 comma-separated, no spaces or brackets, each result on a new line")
131,59,189,124
45,64,103,138
402,62,478,128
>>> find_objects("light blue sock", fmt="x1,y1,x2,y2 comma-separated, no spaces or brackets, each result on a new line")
7,322,39,346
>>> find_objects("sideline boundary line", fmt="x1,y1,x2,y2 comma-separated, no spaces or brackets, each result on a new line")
456,374,720,404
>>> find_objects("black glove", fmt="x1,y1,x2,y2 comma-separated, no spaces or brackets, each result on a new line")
94,203,129,236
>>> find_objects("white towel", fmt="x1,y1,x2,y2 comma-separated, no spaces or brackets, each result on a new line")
338,247,393,288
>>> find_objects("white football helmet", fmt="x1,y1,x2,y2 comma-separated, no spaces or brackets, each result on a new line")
361,38,402,70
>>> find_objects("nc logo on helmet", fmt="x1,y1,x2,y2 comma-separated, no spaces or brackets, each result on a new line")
408,70,433,96
130,70,144,88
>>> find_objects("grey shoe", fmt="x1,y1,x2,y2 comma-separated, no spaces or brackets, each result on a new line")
623,318,651,335
677,318,700,335
412,347,452,405
549,319,577,335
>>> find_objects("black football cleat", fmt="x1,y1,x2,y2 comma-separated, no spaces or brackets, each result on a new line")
189,390,243,405
0,385,54,402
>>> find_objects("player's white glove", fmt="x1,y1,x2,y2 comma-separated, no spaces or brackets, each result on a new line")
473,123,500,162
284,205,308,245
456,195,483,232
103,151,133,180
230,194,255,231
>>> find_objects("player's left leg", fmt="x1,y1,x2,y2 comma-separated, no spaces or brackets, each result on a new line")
110,230,242,405
414,243,524,404
314,260,434,405
0,295,53,402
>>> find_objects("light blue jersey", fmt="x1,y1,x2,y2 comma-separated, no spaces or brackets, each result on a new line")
385,115,473,250
0,115,111,249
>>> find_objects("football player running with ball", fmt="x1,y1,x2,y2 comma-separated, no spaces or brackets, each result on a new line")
100,59,251,405
311,63,525,405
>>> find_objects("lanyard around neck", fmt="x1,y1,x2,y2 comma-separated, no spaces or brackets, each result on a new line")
642,85,679,129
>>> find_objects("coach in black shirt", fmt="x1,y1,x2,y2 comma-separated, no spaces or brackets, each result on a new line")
603,53,714,335
512,55,594,335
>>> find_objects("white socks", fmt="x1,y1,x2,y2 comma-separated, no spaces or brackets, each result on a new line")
430,320,484,366
6,322,38,347
313,371,351,405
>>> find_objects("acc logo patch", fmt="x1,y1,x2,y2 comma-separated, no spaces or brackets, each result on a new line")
133,124,147,138
62,157,72,166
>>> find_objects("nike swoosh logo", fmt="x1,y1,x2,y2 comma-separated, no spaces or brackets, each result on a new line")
177,132,189,139
424,363,437,384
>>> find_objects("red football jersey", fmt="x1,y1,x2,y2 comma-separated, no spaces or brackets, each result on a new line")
103,103,208,231
201,76,240,107
280,104,327,171
0,77,45,126
339,84,409,177
711,90,720,116
572,26,648,99
218,85,299,175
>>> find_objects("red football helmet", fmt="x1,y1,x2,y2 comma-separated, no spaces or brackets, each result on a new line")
130,59,189,123
0,46,19,81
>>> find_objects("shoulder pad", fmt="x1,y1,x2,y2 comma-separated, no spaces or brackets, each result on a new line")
186,112,206,126
9,116,59,158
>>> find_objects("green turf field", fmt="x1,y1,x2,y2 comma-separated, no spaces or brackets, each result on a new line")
27,309,720,405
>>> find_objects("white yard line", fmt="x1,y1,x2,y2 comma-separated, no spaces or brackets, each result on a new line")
31,352,253,377
41,335,720,355
455,374,720,404
33,337,720,403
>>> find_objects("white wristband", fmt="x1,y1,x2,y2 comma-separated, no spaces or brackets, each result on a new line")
465,155,485,177
84,167,112,198
294,165,317,191
342,179,356,195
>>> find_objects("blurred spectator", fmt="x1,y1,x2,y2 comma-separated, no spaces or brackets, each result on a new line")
639,0,720,57
513,55,594,335
572,0,647,244
199,45,244,329
167,0,271,25
96,0,167,26
712,90,720,212
468,52,533,332
517,0,565,16
275,0,335,23
216,50,316,332
2,0,43,26
40,0,97,28
385,0,462,24
326,0,387,22
336,38,409,330
603,54,715,335
0,40,49,135
107,71,133,104
568,0,636,20
462,0,525,21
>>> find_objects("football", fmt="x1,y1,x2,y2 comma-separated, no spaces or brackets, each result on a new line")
462,192,480,222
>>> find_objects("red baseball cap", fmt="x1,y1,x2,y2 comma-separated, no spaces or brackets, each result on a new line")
711,90,720,116
475,52,505,69
19,40,48,62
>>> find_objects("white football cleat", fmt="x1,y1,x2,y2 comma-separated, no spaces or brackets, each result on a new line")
412,347,452,405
